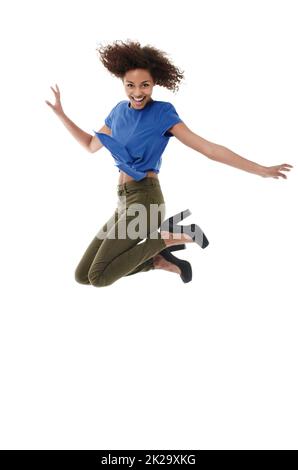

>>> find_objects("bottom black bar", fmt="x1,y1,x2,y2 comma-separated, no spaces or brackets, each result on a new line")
0,450,297,467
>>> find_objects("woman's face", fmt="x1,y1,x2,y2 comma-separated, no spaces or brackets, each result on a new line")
122,69,155,109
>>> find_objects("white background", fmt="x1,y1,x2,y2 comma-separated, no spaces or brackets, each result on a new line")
0,0,297,450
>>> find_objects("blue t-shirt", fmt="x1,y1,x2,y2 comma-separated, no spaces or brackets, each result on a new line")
92,99,183,181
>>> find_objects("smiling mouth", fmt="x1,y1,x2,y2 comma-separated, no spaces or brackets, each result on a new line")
131,97,146,102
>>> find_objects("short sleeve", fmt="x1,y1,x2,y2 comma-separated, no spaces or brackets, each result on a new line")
160,102,183,137
104,105,116,129
104,101,122,129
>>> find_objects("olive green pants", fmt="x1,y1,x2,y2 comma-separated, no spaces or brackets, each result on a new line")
74,177,167,287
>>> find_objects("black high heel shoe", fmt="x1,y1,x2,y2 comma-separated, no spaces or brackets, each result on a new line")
159,247,192,283
165,244,186,252
160,209,209,249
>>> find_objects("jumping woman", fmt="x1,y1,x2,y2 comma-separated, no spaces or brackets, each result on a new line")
45,39,293,287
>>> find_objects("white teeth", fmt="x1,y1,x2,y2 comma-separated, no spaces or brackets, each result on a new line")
132,97,144,102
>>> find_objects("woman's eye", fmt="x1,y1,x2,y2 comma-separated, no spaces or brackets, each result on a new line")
127,84,149,87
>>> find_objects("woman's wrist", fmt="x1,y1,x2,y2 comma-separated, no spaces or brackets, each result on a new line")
256,165,268,177
56,109,66,120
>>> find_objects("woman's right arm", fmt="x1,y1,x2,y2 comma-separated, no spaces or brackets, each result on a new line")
45,84,109,153
56,112,94,152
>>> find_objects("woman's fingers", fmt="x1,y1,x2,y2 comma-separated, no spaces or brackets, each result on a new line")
273,164,294,179
45,100,53,108
50,85,60,98
54,84,60,97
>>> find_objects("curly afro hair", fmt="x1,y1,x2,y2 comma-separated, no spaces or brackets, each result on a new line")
96,39,185,94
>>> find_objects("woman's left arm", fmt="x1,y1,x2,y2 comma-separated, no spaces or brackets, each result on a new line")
169,122,293,179
209,144,293,179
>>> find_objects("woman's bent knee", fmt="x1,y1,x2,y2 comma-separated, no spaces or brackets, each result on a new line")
88,270,111,287
74,268,90,285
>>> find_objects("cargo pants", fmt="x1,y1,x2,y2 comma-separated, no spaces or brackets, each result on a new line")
74,177,168,287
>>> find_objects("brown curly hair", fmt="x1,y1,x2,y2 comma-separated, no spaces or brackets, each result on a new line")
96,39,185,94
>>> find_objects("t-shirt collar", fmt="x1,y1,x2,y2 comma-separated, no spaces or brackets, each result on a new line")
127,98,154,109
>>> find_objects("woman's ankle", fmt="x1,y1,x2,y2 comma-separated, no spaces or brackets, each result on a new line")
160,230,193,246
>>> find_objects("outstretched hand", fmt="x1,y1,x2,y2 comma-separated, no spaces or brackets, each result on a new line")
261,164,293,179
45,83,64,116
